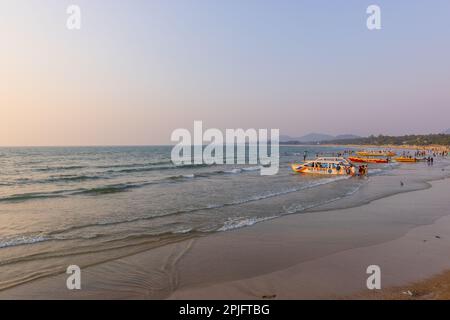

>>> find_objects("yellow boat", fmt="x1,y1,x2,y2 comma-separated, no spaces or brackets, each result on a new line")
357,151,396,157
349,157,389,164
394,157,417,163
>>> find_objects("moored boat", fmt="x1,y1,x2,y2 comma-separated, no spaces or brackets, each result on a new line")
394,157,417,163
291,157,356,175
356,151,396,157
348,157,389,164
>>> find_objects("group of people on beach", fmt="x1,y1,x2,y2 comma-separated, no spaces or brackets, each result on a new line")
413,150,448,158
345,164,367,177
357,165,368,176
312,151,353,158
303,150,353,160
402,150,449,164
417,148,449,156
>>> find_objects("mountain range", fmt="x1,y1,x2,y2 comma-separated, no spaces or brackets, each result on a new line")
280,133,361,143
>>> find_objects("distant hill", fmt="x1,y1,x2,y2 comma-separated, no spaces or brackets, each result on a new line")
296,133,335,142
280,133,361,143
280,135,299,142
444,129,450,134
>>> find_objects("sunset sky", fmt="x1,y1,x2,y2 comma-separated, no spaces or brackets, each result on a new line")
1,0,450,146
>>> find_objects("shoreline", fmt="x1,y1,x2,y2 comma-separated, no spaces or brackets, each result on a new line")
168,178,450,299
1,172,450,299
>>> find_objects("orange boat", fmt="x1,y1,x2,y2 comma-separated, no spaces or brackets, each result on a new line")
348,157,389,164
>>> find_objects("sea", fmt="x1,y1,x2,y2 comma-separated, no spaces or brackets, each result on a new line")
0,145,448,290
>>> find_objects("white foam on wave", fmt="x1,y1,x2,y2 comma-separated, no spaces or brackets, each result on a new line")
225,168,242,174
173,227,193,234
221,175,349,208
229,188,298,205
218,216,278,232
217,177,360,231
220,166,263,175
283,183,364,214
0,235,49,249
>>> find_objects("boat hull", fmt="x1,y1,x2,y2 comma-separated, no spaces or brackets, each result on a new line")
348,157,388,164
290,163,353,175
356,151,396,157
394,157,417,163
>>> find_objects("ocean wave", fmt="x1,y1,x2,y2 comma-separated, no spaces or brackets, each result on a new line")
95,160,173,169
34,165,85,172
0,235,50,249
45,175,104,183
165,174,196,181
173,227,193,234
1,176,190,203
225,168,242,174
75,183,144,195
224,177,348,206
1,171,347,205
0,190,70,202
0,181,150,202
9,164,264,199
107,163,209,174
32,161,205,176
283,183,363,214
218,216,278,232
163,166,262,180
11,174,106,186
46,175,348,237
0,177,363,249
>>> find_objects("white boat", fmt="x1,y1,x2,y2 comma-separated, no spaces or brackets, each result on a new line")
291,157,356,175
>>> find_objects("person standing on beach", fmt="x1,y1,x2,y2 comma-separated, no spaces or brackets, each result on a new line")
358,165,365,176
303,150,308,161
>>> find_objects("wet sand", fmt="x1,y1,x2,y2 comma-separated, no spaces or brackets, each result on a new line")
1,173,450,299
169,178,450,299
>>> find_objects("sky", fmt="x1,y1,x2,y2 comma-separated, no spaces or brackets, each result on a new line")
1,0,450,146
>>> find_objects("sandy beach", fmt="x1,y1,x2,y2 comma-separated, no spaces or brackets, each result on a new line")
1,165,450,300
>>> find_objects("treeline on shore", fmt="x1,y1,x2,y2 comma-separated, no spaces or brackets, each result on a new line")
283,134,450,146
